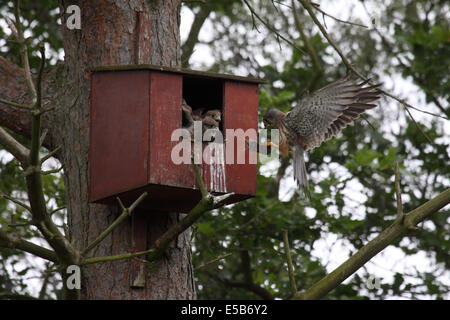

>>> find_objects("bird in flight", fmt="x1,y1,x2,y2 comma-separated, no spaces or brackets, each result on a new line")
263,76,381,197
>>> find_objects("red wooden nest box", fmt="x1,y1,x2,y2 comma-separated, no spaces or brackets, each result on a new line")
89,65,264,213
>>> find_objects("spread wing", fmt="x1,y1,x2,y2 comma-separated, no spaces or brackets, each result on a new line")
285,76,380,151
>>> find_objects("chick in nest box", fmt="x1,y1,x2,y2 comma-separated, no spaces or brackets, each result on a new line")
181,100,221,141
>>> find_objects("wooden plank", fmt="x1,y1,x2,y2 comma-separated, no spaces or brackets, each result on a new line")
90,71,150,202
89,64,266,84
148,72,194,188
223,81,258,196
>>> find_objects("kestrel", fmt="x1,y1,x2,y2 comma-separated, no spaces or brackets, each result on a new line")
263,76,381,196
181,99,221,140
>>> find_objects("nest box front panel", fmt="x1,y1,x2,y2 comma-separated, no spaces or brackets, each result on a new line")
223,81,258,196
90,71,150,202
148,72,186,187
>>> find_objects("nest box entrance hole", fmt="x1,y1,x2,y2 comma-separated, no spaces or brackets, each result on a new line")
182,76,224,131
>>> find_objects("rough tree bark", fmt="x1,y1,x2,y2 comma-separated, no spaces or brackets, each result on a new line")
0,0,195,299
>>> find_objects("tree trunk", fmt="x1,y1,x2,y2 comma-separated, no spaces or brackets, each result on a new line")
53,0,194,299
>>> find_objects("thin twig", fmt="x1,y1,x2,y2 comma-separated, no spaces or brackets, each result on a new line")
38,263,51,299
8,222,32,228
0,228,59,263
195,253,232,271
310,2,368,28
282,230,298,296
1,193,31,212
299,0,364,78
36,44,45,110
0,98,32,110
394,160,404,222
360,114,377,132
40,146,62,164
41,166,64,175
192,157,207,198
13,0,37,105
402,102,433,144
273,0,291,9
81,247,157,266
81,192,148,257
242,0,305,54
232,202,280,231
291,0,323,73
0,126,30,164
39,129,48,149
49,206,66,216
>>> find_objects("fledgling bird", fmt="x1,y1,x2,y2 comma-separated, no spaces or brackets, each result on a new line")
192,108,222,123
192,107,205,121
182,99,194,127
181,99,197,139
204,109,222,123
201,115,219,132
263,76,381,196
181,99,221,141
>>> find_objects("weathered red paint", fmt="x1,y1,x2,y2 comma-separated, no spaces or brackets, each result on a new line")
89,66,263,213
148,72,185,187
90,70,149,201
223,81,259,196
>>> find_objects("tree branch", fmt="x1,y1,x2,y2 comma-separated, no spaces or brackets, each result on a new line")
292,1,320,70
310,2,368,28
295,188,450,300
81,192,148,257
1,192,31,212
0,228,59,263
0,98,32,110
81,162,234,266
181,4,213,67
192,158,207,198
0,292,38,300
195,253,232,271
242,0,305,54
40,145,62,164
394,161,404,221
282,230,298,296
12,0,36,104
0,126,30,164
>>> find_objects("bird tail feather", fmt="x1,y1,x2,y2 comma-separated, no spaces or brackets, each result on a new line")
294,146,310,199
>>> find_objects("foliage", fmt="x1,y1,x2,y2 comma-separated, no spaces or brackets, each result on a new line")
187,0,450,300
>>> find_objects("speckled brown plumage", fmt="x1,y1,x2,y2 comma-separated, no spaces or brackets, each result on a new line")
263,76,381,195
